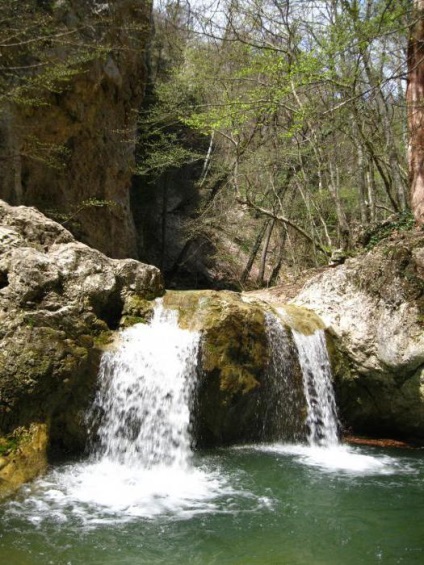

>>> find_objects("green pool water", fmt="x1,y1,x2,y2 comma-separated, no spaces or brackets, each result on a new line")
0,443,423,565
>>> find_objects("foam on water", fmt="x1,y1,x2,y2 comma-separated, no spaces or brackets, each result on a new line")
6,460,232,526
252,443,407,475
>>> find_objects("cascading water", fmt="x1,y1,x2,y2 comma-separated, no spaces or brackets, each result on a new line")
1,298,413,563
88,301,199,469
262,309,399,475
290,328,339,446
274,307,339,446
264,313,306,442
4,300,233,524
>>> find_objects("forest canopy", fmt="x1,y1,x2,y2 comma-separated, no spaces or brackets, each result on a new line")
140,0,415,284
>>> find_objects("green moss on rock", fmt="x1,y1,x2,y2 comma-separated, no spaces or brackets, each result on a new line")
277,304,325,335
163,290,307,446
122,295,154,321
0,423,48,500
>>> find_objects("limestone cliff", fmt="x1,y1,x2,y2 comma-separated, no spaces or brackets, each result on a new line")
0,0,152,258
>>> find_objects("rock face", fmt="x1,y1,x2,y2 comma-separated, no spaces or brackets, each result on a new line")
0,0,152,258
293,230,424,440
0,200,163,497
163,291,307,446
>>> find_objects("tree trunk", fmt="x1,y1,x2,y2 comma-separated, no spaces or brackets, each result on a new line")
258,220,274,286
328,162,350,251
268,225,287,287
407,0,424,225
240,220,269,286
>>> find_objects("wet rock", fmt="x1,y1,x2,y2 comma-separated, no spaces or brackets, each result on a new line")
0,424,48,500
163,290,306,447
293,231,424,439
0,200,163,496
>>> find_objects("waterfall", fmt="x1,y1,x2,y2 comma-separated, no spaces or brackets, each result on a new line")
88,301,200,469
291,329,339,446
264,313,305,442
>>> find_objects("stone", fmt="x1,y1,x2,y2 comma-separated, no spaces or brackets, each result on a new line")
0,424,48,501
0,0,152,259
163,290,306,446
293,230,424,439
0,200,163,497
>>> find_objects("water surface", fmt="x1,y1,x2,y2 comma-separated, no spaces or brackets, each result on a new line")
1,443,422,565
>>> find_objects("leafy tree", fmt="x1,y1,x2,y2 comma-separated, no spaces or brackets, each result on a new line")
137,0,414,285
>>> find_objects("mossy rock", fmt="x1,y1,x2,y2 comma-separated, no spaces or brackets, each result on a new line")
0,323,102,455
164,290,267,394
0,423,48,500
276,304,325,335
163,290,307,446
121,295,154,321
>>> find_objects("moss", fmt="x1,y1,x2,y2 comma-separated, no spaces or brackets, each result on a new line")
122,295,154,321
364,212,415,250
219,366,260,395
93,330,114,348
278,304,325,335
0,423,48,500
161,289,276,445
0,436,18,456
120,315,147,328
162,289,228,330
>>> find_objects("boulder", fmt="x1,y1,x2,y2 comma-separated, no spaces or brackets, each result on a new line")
0,200,163,497
163,290,306,446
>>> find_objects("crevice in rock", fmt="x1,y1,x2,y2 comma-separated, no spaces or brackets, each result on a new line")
90,292,124,330
0,270,9,290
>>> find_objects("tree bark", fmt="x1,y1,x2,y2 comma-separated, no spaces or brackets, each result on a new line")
407,0,424,225
240,220,269,286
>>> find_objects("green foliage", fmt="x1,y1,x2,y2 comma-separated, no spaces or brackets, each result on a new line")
21,136,71,169
366,213,416,250
0,0,111,108
46,199,117,229
136,130,202,176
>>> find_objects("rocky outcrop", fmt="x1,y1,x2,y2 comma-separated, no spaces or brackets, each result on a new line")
293,230,424,440
0,200,163,496
0,424,48,500
0,0,152,258
163,291,307,446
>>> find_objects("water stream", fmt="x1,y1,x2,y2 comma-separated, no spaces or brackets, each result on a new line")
89,302,199,469
291,328,339,446
0,303,423,563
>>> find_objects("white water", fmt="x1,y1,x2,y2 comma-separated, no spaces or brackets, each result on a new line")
291,328,339,446
89,302,199,469
267,310,404,474
254,443,406,475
